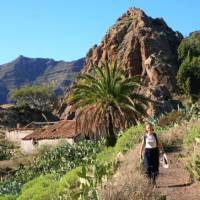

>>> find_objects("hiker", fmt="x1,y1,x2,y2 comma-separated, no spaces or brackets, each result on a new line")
140,122,165,184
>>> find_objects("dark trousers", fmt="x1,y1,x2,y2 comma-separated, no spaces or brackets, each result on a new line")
144,147,159,181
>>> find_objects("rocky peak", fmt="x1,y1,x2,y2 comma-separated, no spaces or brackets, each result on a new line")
81,8,183,116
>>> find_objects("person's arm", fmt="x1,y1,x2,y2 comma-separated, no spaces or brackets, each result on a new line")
140,138,145,160
157,139,165,154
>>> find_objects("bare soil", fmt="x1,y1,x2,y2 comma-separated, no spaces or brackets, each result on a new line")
157,152,200,200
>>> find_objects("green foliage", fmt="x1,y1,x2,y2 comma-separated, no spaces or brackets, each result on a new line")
96,124,144,164
74,162,117,200
186,102,200,119
178,32,200,61
10,85,57,112
184,124,200,144
56,124,146,199
1,124,147,199
184,124,200,180
114,124,144,153
177,32,200,96
59,162,118,200
68,62,149,146
66,124,144,199
0,144,14,160
187,153,200,181
17,174,60,200
157,111,185,127
58,167,82,198
0,195,17,200
96,147,116,164
159,196,167,200
0,140,103,196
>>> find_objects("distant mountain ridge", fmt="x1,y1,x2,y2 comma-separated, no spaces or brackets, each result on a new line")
0,55,84,103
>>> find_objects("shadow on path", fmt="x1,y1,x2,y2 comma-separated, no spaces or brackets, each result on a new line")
157,182,193,188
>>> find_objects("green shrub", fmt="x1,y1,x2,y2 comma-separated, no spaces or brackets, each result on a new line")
184,124,200,180
0,140,103,196
96,124,144,164
59,167,82,189
17,174,60,200
96,147,116,164
58,124,145,199
177,31,200,96
114,124,144,153
10,85,57,112
58,167,82,198
73,162,118,200
1,124,148,198
187,153,200,181
184,124,200,144
0,143,15,161
157,111,185,127
0,195,17,200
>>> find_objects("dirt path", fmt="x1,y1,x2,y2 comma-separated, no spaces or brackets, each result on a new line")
103,146,200,200
157,152,200,200
101,119,200,200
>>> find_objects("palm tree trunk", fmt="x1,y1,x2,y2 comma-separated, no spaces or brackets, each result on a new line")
106,114,117,146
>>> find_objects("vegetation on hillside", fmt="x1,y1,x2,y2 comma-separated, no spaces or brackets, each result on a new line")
16,124,145,200
183,123,200,180
177,31,200,98
10,85,57,112
0,144,13,161
0,130,14,160
68,62,149,146
0,140,103,196
0,102,199,200
0,123,146,200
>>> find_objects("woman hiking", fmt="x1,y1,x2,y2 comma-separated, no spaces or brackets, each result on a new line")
140,122,165,185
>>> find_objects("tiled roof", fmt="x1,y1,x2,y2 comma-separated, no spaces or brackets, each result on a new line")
22,120,77,140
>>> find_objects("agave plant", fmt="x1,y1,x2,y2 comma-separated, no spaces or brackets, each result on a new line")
68,62,149,146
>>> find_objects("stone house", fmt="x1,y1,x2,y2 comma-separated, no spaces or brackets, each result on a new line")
21,120,80,154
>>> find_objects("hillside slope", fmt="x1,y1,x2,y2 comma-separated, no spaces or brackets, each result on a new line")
0,56,84,103
101,119,200,200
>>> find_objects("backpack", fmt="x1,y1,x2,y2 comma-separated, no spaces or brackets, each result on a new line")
144,132,158,147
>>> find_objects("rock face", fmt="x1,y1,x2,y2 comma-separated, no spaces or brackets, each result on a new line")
81,8,183,117
0,56,84,103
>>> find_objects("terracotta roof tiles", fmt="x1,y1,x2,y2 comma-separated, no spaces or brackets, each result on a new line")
22,120,78,140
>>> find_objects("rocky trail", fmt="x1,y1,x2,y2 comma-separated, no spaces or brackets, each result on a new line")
157,152,200,200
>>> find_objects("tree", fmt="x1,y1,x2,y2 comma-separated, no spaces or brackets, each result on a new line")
177,32,200,98
68,62,149,146
10,85,57,113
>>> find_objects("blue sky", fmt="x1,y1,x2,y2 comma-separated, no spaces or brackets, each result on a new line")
0,0,200,64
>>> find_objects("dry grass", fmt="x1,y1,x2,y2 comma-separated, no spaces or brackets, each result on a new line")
160,118,200,150
100,172,161,200
99,145,162,200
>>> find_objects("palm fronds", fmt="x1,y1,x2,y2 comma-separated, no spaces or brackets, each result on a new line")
68,62,149,146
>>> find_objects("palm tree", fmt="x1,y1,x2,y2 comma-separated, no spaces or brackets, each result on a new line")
68,62,149,146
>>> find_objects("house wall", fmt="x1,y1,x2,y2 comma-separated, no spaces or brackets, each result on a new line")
5,129,34,144
20,138,74,154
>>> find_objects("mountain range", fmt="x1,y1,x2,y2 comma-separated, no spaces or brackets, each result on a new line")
0,56,84,103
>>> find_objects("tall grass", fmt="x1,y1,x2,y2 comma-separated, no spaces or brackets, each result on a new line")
184,123,200,180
